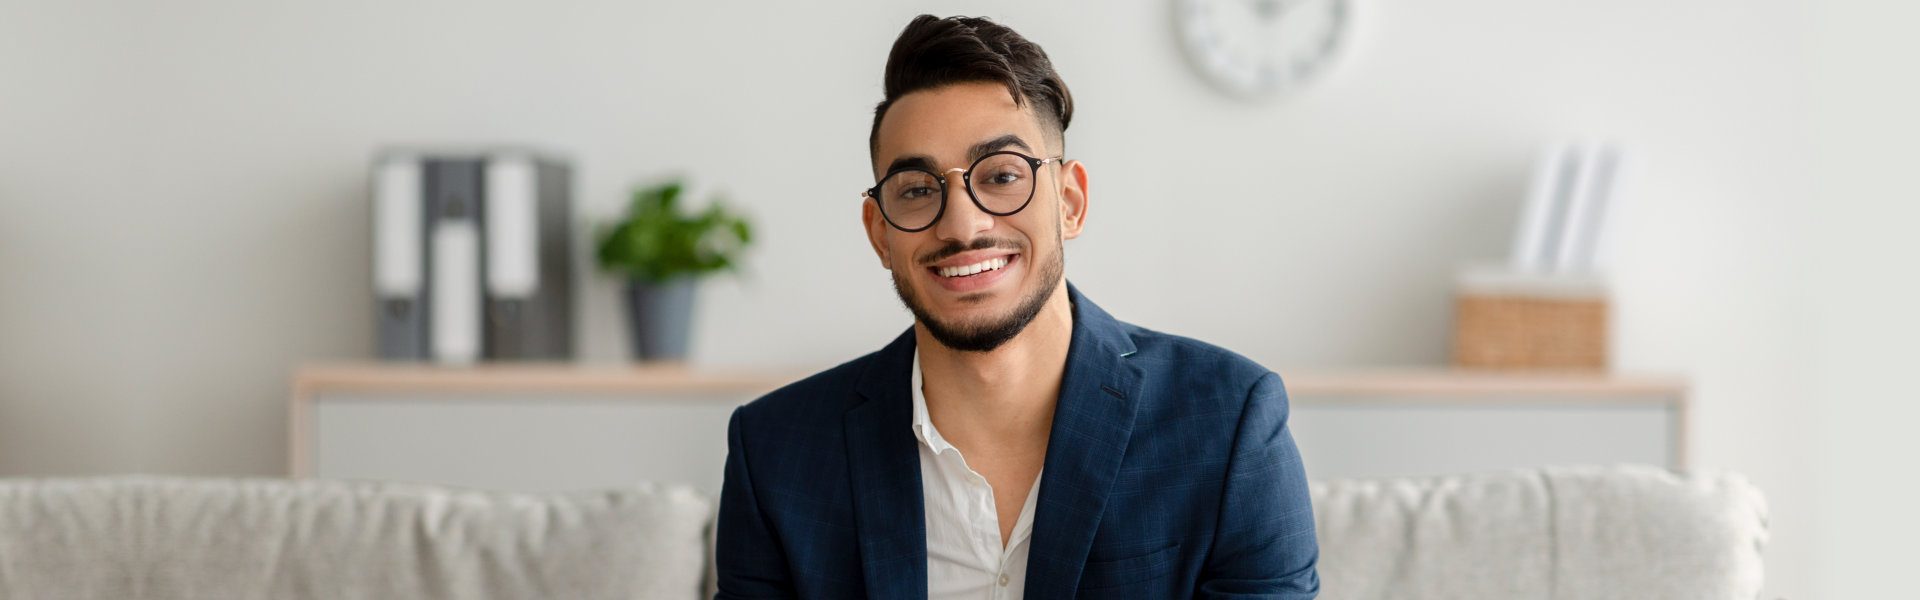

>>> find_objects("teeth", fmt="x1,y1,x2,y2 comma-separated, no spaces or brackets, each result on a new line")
938,256,1010,278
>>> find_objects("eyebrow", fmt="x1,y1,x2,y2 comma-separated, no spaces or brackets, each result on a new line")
883,134,1034,175
967,134,1031,162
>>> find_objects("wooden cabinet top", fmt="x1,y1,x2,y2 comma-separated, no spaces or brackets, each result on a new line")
293,363,1686,399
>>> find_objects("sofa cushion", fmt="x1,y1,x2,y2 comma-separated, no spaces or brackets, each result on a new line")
0,476,712,600
1310,464,1768,600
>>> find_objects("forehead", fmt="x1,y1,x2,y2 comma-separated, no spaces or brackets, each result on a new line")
873,81,1050,173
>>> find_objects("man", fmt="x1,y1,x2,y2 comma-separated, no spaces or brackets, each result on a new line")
715,14,1318,599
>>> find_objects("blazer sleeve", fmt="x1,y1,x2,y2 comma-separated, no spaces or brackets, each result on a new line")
1197,371,1321,599
714,407,798,599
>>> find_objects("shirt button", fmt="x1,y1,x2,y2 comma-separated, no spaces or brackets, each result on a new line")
998,573,1010,586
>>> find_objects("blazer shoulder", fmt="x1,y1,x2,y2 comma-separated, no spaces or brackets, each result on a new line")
734,349,877,425
1117,322,1282,419
1122,322,1273,384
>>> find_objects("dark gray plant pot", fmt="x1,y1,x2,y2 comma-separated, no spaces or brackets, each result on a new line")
623,277,697,362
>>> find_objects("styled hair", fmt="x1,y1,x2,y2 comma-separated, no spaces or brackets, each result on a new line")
869,15,1074,159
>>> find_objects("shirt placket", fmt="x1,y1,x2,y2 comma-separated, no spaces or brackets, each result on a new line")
951,453,1001,597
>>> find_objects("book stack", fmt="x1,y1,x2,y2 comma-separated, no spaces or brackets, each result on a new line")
1452,141,1624,370
372,149,575,364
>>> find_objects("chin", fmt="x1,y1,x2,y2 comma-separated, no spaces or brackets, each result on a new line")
892,248,1063,353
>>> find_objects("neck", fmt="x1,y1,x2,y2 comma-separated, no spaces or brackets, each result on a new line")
916,283,1074,446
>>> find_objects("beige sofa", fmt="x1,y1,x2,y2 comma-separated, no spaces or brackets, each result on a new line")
0,464,1764,599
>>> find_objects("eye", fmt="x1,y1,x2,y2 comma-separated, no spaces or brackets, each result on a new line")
984,170,1023,186
900,186,938,199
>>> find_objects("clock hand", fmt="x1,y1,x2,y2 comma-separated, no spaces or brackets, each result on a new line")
1251,0,1309,21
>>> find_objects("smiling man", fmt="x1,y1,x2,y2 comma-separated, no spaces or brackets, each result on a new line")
715,15,1318,600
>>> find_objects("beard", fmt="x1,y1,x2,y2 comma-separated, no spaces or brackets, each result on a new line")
891,230,1065,353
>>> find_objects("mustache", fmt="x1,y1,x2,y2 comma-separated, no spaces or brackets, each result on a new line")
916,237,1024,267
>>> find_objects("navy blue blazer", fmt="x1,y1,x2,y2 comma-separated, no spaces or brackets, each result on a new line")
716,283,1318,599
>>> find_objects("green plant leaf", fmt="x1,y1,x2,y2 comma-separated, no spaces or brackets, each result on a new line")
596,179,755,283
731,219,752,245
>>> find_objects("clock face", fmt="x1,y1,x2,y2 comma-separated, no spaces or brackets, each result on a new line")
1176,0,1353,98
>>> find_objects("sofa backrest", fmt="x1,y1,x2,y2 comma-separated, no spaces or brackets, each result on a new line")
0,476,713,600
1309,464,1769,600
1,465,1767,600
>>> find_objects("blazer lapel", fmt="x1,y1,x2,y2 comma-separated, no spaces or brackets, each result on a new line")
845,328,928,600
1025,283,1144,599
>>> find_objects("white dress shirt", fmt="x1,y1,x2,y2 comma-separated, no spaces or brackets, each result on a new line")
913,350,1043,600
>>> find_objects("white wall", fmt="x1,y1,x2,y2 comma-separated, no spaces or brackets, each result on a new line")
3,0,1905,597
1808,1,1920,598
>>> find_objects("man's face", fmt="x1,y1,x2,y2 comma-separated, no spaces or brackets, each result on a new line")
864,81,1088,352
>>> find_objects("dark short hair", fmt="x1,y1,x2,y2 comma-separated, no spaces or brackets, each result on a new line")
869,15,1074,160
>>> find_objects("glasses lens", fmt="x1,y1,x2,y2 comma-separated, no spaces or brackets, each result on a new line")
970,154,1035,214
879,169,942,230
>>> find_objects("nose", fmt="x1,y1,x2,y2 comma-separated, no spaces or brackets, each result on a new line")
933,167,995,241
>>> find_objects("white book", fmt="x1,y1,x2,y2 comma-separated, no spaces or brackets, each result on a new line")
1511,142,1579,272
373,158,422,298
1554,142,1620,274
1586,146,1628,272
485,155,540,299
431,220,482,365
372,156,428,360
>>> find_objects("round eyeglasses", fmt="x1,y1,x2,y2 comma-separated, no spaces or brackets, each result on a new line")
863,150,1063,232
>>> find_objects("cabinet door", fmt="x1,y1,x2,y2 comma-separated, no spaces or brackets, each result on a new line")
312,392,746,493
1288,397,1677,480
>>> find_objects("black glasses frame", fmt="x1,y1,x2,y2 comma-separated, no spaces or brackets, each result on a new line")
862,150,1063,232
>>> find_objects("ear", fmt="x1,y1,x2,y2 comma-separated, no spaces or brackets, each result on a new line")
861,197,893,269
1057,159,1090,240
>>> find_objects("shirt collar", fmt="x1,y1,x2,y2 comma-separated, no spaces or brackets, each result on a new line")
909,348,955,454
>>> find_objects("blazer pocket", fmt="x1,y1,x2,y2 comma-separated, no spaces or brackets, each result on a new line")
1076,543,1180,591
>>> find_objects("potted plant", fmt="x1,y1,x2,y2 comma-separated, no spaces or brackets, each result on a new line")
596,180,752,362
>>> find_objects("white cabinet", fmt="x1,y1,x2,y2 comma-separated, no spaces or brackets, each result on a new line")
291,365,790,495
291,365,1685,493
1280,371,1684,480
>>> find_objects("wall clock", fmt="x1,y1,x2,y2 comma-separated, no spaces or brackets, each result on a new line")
1175,0,1355,99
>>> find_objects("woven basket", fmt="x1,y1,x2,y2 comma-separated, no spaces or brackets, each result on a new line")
1450,268,1609,370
